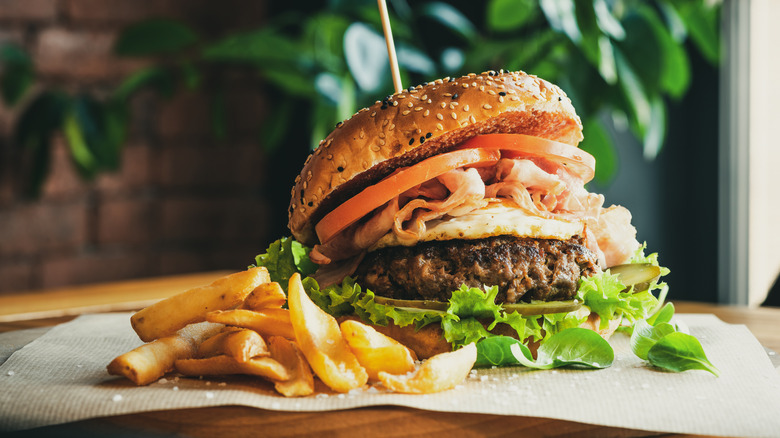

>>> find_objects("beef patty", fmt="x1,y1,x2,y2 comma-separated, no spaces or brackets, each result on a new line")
354,235,598,303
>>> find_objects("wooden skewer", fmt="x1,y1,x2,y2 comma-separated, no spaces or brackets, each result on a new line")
377,0,403,93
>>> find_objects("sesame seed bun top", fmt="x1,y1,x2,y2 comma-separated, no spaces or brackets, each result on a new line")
287,70,583,246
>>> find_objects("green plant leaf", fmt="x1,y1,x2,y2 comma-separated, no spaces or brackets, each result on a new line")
647,331,720,376
262,68,316,97
503,328,614,369
63,96,126,178
643,93,666,159
636,6,691,99
675,2,720,64
397,44,436,75
487,0,537,32
0,44,34,106
615,49,651,139
540,0,580,43
203,29,304,64
579,117,617,184
647,302,675,326
418,2,478,41
115,19,199,56
343,22,388,93
593,0,624,40
14,91,69,196
113,66,175,102
631,319,676,360
260,98,293,154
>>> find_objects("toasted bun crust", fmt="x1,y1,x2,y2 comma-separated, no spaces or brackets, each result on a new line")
288,70,583,245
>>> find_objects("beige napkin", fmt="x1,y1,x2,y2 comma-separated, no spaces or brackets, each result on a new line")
1,312,780,436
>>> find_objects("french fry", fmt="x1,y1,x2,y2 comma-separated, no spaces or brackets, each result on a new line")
175,355,290,381
197,329,269,363
340,319,417,380
131,267,270,342
107,322,223,385
205,308,295,340
378,343,477,394
288,273,368,393
243,282,286,310
267,336,314,397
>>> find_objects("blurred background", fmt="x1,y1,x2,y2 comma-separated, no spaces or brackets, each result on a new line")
0,0,777,306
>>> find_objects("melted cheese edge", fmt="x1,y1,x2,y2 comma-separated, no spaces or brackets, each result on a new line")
370,203,584,251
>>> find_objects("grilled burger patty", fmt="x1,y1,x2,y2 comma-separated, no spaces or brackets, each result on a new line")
355,236,599,303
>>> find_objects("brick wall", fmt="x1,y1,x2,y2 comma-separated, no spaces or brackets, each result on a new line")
0,0,279,293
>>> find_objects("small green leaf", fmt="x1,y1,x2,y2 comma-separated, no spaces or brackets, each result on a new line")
115,19,199,56
475,336,524,368
343,22,387,93
418,2,478,41
593,0,625,40
631,319,676,360
647,331,720,376
540,0,580,43
0,44,34,106
676,2,720,64
643,94,666,159
534,327,614,368
113,67,175,102
203,29,303,64
579,118,617,184
647,302,675,326
487,0,537,32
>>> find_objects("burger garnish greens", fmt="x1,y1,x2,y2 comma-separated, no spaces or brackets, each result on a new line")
255,71,718,375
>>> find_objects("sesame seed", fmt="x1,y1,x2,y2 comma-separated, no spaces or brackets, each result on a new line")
402,110,411,115
427,99,432,103
462,83,469,88
326,154,333,160
443,93,452,97
463,105,470,111
359,131,365,139
426,132,432,138
436,113,444,120
302,181,308,189
295,175,301,183
378,132,385,138
469,115,476,124
499,91,507,96
499,96,504,103
510,96,519,101
407,102,414,108
335,121,343,127
378,139,385,146
471,81,477,87
307,201,313,207
440,102,447,109
483,104,493,109
415,107,423,111
370,112,376,117
382,119,389,126
479,86,485,91
389,124,395,130
392,101,399,106
409,138,414,145
337,166,344,172
437,123,444,130
558,97,562,101
420,136,425,144
452,93,459,99
424,109,430,117
421,94,428,100
451,112,457,120
371,144,381,151
487,90,496,95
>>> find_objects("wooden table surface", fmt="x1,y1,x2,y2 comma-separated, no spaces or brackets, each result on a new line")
1,271,779,437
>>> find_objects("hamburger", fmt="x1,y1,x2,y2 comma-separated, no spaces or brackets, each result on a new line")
259,70,667,360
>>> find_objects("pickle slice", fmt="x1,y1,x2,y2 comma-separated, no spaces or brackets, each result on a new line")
502,300,581,315
373,297,448,311
609,263,662,292
373,296,581,315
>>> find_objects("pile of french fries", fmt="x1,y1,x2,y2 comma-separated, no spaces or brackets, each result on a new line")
107,267,476,396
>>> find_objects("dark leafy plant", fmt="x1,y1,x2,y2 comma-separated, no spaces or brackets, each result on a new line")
0,0,721,194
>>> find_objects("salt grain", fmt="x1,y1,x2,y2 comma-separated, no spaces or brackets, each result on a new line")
6,371,14,376
112,394,123,402
173,386,179,391
205,392,214,399
158,378,168,384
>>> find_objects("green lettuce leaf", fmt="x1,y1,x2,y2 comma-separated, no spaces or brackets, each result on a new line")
253,237,317,291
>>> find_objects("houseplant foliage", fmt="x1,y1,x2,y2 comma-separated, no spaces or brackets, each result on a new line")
0,0,720,194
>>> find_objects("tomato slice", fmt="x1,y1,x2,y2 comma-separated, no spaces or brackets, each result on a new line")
315,148,501,244
459,134,595,182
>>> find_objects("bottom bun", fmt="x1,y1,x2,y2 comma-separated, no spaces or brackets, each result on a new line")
339,312,620,360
